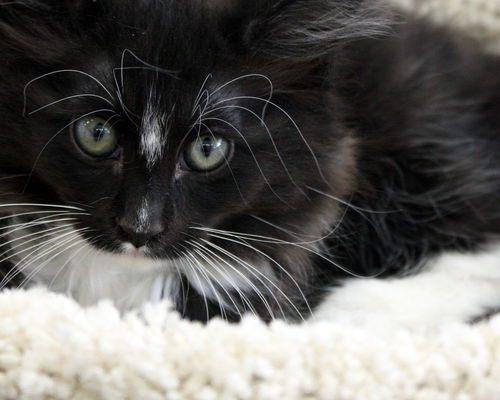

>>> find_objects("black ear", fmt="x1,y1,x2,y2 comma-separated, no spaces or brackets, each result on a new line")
245,0,393,61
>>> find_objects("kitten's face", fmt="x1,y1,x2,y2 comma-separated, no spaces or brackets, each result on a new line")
0,0,382,319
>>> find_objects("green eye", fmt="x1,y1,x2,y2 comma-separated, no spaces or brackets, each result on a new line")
73,117,118,158
184,135,230,172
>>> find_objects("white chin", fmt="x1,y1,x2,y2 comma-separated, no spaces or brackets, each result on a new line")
24,238,175,311
120,242,148,258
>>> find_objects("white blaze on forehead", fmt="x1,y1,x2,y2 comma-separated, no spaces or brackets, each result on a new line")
140,94,168,167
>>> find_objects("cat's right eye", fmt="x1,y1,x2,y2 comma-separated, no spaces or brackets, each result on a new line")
72,117,118,158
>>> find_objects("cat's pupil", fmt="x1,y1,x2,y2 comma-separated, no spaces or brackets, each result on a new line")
201,138,213,158
92,124,107,142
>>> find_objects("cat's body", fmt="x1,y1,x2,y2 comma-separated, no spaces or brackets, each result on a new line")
1,0,500,327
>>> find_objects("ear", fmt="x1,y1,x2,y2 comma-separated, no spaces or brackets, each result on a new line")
244,0,393,61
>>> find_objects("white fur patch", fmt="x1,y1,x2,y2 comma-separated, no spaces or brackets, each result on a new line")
136,196,150,233
140,94,167,167
6,224,267,314
313,245,500,331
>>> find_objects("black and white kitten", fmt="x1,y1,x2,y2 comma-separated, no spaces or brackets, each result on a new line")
1,0,500,327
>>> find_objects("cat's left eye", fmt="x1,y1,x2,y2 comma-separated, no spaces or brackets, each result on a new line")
72,117,118,158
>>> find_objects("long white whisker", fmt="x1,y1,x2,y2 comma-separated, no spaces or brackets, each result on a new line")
186,242,251,319
24,108,116,192
207,74,274,119
27,94,115,116
0,215,82,237
198,226,378,279
189,247,245,321
210,95,328,184
306,185,399,214
0,203,85,211
119,48,178,87
198,238,298,321
0,210,73,222
0,174,28,181
23,69,114,116
202,106,306,197
0,227,90,288
0,225,75,259
0,226,89,271
47,234,101,292
47,240,94,291
18,234,89,289
203,233,312,318
192,73,213,113
198,122,247,204
188,240,268,319
178,251,211,321
181,246,229,320
115,49,140,124
250,213,347,245
200,117,289,205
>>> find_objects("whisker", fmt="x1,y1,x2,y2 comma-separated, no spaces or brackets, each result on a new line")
0,215,82,238
176,249,211,322
27,93,115,116
0,227,90,288
0,203,85,211
23,108,116,192
18,234,89,289
114,50,140,124
198,228,325,316
192,73,213,113
23,69,115,116
180,247,229,321
198,122,247,205
197,226,380,279
119,48,178,87
250,213,347,245
306,186,399,215
202,106,306,197
0,226,88,269
210,95,328,184
0,210,80,222
187,240,267,319
175,264,188,316
200,117,290,206
0,225,75,260
0,174,28,181
198,238,298,321
186,242,254,319
207,73,274,120
47,239,96,291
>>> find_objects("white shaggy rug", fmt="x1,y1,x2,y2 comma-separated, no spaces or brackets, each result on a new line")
2,288,500,400
2,1,500,399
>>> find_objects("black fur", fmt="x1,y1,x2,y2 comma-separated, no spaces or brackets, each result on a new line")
0,0,499,322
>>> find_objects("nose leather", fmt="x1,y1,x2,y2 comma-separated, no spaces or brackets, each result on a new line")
118,218,164,248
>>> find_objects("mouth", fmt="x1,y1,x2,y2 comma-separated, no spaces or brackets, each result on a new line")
120,242,150,258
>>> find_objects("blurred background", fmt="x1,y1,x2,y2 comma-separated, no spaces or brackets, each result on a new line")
388,0,500,53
